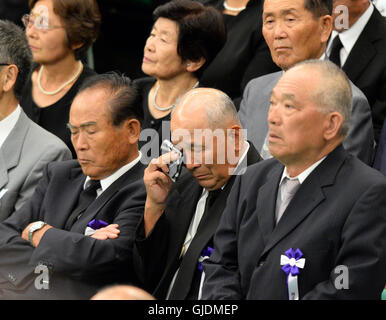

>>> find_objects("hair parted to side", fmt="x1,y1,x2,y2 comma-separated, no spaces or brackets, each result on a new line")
304,0,333,17
263,0,332,17
153,0,226,79
77,72,143,127
291,59,352,137
0,20,33,101
29,0,101,60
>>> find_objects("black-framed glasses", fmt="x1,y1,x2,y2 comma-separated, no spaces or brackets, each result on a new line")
0,64,9,66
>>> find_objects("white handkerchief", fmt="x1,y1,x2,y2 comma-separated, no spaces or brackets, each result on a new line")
0,189,8,200
84,226,96,236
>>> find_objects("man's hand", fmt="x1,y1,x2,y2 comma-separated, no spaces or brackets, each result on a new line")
143,151,177,236
21,222,53,247
91,224,120,240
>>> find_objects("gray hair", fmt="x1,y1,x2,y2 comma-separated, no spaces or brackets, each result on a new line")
179,88,241,129
0,20,33,101
291,59,352,136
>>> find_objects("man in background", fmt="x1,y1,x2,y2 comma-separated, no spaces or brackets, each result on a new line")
328,0,386,145
238,0,374,164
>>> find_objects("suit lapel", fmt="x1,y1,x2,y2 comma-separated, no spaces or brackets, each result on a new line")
0,111,30,189
256,165,283,246
168,176,236,299
70,162,144,232
342,9,381,82
167,177,202,262
260,145,347,258
260,177,325,257
0,152,8,190
50,166,85,228
155,176,202,298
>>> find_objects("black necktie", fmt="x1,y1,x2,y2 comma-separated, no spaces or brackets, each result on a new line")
168,188,222,299
64,180,101,231
329,35,343,67
202,189,222,217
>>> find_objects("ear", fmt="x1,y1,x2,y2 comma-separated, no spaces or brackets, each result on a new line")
71,42,85,51
226,124,243,155
323,111,344,141
320,14,333,44
124,118,141,144
1,64,18,93
186,57,206,73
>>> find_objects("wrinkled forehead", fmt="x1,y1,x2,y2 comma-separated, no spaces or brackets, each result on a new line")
171,127,226,150
263,0,307,15
70,88,110,121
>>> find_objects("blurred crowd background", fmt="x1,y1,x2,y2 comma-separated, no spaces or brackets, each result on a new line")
0,0,169,79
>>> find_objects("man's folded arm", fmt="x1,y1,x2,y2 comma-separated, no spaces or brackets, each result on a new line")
28,205,144,280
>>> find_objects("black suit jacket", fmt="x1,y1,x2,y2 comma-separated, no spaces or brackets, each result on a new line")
197,0,280,102
342,7,386,143
134,144,261,299
0,160,146,299
203,145,386,299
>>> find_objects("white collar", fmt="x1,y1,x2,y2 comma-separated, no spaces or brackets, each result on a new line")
214,140,250,190
84,151,142,195
329,2,374,55
232,140,250,173
280,156,326,185
282,53,326,73
0,105,21,149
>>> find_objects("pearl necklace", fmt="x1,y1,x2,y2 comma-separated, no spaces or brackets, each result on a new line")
223,1,246,12
37,61,83,96
153,80,199,112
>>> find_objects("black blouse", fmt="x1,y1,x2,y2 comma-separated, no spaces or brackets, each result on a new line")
198,0,280,103
20,65,96,158
134,77,172,163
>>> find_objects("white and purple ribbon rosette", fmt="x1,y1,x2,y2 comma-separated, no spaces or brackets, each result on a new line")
198,246,214,273
280,248,306,300
197,246,214,300
84,219,108,236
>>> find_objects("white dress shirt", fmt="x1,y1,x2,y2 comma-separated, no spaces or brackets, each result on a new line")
0,105,21,148
275,156,327,223
327,2,374,67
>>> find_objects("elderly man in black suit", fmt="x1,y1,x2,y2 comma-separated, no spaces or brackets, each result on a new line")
0,73,146,299
202,60,386,300
328,0,386,145
133,88,261,300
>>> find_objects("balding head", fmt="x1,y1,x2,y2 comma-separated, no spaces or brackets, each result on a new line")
170,88,247,191
290,59,352,136
172,88,241,131
91,285,155,300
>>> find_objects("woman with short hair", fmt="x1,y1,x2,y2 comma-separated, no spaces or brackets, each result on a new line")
20,0,101,158
135,0,226,162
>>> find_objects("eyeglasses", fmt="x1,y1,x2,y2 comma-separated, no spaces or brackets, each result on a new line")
0,64,10,66
21,14,64,31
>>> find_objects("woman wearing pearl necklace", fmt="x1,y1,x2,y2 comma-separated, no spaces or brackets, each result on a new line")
20,0,100,158
134,0,226,163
